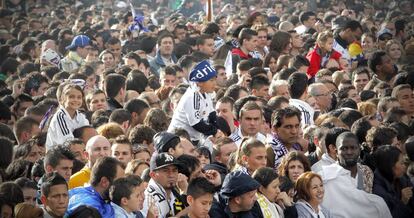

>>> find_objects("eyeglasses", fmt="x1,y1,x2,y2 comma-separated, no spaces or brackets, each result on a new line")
314,93,330,97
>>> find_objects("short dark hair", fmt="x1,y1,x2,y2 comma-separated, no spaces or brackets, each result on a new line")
124,52,141,65
73,125,95,139
128,125,156,145
124,99,149,115
351,117,372,144
343,20,362,32
374,145,401,182
126,70,148,94
338,109,363,128
368,51,387,73
366,126,397,150
0,137,13,169
239,101,262,120
157,33,174,46
288,72,308,99
299,11,316,24
351,67,371,82
177,154,200,179
90,157,124,187
109,175,142,206
249,75,270,91
105,74,126,98
238,28,258,46
325,128,350,153
15,177,37,190
44,145,75,169
0,181,24,206
41,172,68,197
109,109,132,125
196,34,214,46
187,177,215,199
289,55,310,70
272,106,301,128
224,85,248,102
253,167,279,188
217,96,235,108
268,96,289,110
14,116,39,143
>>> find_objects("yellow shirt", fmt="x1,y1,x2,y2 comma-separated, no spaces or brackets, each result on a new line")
68,166,91,189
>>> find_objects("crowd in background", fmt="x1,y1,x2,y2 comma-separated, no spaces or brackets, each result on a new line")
0,0,414,217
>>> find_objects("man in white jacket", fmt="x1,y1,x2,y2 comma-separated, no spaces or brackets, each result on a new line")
319,164,391,218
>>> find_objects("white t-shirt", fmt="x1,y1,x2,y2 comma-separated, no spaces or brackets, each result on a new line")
289,98,315,127
168,87,215,142
46,107,89,150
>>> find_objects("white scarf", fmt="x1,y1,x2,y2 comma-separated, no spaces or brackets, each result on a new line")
144,179,176,217
256,193,281,218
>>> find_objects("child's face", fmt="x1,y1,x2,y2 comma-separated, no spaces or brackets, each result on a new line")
125,184,146,212
197,153,210,168
188,193,214,218
320,37,334,52
197,77,217,93
63,88,83,112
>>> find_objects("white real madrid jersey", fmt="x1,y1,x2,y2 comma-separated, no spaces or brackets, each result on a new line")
168,87,215,142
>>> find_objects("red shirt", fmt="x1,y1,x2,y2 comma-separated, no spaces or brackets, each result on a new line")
231,47,252,60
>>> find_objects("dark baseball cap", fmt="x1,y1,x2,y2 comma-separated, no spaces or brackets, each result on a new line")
220,171,260,198
153,132,180,153
150,152,181,171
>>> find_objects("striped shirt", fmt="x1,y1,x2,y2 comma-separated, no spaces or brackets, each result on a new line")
46,107,89,151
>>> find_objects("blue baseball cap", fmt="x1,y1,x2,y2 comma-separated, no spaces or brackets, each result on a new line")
189,60,217,82
65,35,91,50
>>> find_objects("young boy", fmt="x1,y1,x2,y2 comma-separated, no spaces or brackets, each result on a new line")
306,30,342,81
168,60,220,145
110,175,145,218
181,177,216,218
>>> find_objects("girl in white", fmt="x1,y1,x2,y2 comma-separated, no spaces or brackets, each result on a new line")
46,83,89,151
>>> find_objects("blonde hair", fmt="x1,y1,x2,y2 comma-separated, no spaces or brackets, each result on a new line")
97,122,124,140
385,39,405,58
125,159,149,175
317,31,333,44
358,102,377,116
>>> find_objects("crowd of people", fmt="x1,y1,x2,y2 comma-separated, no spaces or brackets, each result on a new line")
0,0,414,217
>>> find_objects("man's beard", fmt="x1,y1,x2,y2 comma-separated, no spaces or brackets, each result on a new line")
102,188,111,202
341,158,358,168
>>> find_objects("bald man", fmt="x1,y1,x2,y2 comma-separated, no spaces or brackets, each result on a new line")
68,135,111,189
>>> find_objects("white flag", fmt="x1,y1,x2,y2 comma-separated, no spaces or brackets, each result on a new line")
225,50,233,78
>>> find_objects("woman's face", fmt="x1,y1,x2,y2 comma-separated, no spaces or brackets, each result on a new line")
260,178,280,202
26,145,42,163
393,154,406,178
308,177,324,205
101,53,114,68
287,160,305,182
269,57,277,73
388,43,402,60
361,35,374,50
